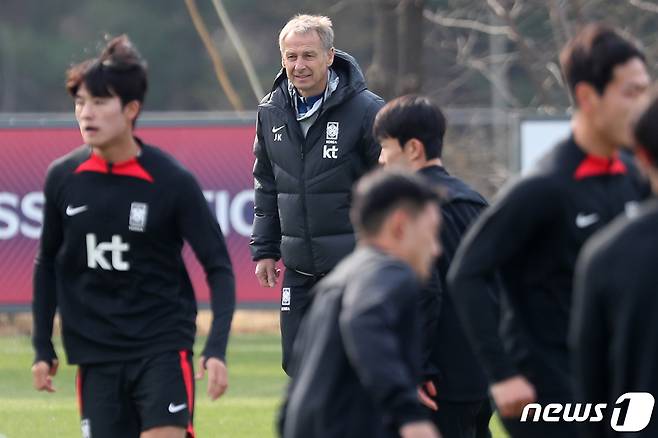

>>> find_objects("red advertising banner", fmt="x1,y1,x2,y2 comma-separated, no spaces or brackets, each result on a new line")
0,117,277,306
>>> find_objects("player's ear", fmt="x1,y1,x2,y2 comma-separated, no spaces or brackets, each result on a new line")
123,100,141,124
403,138,425,162
574,82,598,113
327,47,335,66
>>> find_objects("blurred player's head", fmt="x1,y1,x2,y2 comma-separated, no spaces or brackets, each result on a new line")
279,14,335,97
633,93,658,190
561,24,650,148
374,95,446,169
66,35,147,149
351,169,441,280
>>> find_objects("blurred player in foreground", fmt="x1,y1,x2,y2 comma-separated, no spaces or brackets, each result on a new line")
448,23,650,438
572,93,658,438
281,169,442,438
31,35,235,438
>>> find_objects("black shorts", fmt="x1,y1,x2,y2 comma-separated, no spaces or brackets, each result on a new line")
76,350,195,438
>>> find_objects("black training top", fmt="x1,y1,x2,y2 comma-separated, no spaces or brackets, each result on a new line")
572,198,658,438
282,246,426,438
417,165,491,401
32,141,235,365
448,136,648,398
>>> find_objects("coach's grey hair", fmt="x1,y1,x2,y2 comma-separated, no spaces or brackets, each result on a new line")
278,14,334,53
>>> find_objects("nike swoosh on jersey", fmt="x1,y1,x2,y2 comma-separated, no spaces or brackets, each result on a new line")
272,125,285,133
168,402,187,413
66,205,88,216
575,212,599,228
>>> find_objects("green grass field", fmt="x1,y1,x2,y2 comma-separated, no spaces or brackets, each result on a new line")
0,333,508,437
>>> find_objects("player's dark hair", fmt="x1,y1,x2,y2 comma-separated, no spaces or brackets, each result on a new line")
373,95,446,160
66,35,148,109
634,95,658,168
560,23,645,102
351,169,441,238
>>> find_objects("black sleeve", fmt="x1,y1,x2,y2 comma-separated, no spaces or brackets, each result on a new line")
176,171,236,362
571,237,610,438
32,165,62,365
360,96,385,169
340,265,427,428
418,272,441,378
421,200,489,378
250,112,282,261
447,176,557,383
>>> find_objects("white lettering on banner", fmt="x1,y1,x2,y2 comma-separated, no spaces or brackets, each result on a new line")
21,192,45,239
0,191,44,240
1,190,254,240
202,189,254,237
0,192,19,239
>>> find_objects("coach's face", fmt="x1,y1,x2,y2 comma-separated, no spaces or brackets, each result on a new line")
402,203,441,280
593,57,650,148
281,31,334,97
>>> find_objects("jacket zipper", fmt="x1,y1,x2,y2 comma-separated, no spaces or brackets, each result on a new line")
298,118,317,275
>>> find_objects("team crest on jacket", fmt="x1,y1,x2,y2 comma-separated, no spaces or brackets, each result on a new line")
326,122,339,140
129,202,148,232
281,287,291,311
323,122,339,159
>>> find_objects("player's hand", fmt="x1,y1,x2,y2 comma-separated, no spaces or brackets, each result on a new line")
32,359,59,393
196,356,228,401
417,380,438,411
490,375,537,418
255,258,280,288
400,420,441,438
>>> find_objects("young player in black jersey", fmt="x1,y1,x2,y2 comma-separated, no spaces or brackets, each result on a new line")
571,95,658,438
375,95,493,438
31,35,235,438
448,24,650,438
280,170,441,438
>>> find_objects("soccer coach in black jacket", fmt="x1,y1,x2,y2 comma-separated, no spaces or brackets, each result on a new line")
250,14,383,374
281,169,441,438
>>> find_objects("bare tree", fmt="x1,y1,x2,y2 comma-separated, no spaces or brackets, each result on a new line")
366,0,399,100
184,0,245,111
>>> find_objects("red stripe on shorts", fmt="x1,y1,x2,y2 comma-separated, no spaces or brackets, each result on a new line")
179,350,195,438
75,367,83,416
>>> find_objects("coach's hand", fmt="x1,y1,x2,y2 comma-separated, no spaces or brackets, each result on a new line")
418,380,438,411
255,258,280,288
490,375,537,418
32,359,58,393
400,420,441,438
196,356,228,401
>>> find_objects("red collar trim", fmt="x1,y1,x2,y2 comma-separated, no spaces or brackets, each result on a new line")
573,154,627,180
74,152,154,183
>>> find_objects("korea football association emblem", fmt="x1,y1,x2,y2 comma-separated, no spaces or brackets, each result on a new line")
281,287,291,311
323,122,339,159
129,202,148,232
326,121,339,141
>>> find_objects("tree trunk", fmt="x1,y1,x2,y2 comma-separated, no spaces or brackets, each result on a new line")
366,0,399,100
397,0,424,95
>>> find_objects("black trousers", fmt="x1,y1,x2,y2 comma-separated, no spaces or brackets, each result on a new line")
431,399,493,438
280,269,322,375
